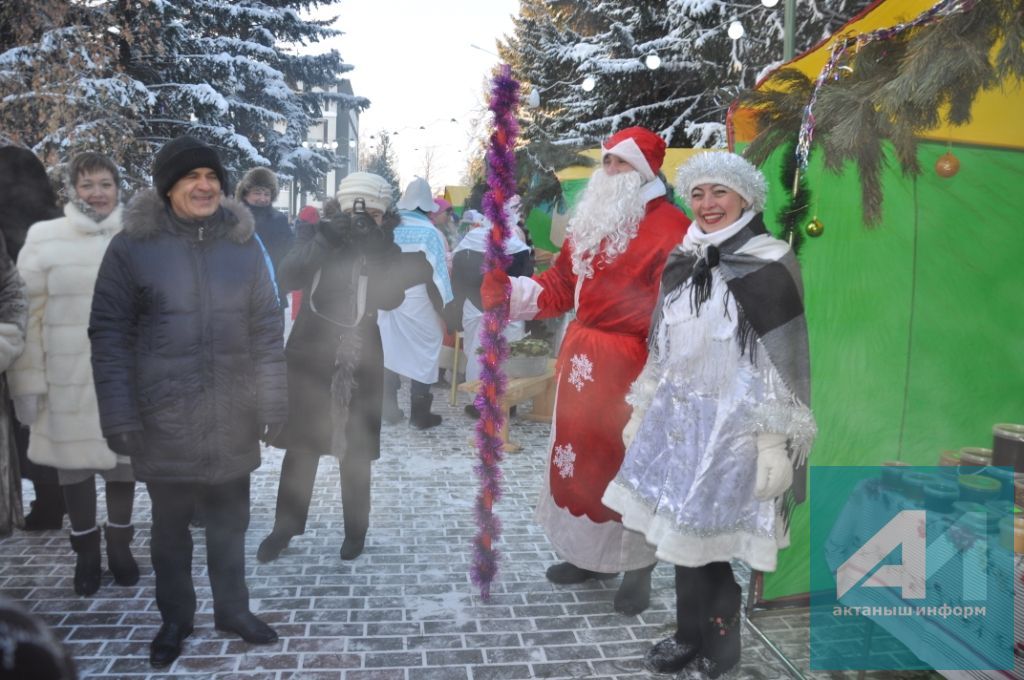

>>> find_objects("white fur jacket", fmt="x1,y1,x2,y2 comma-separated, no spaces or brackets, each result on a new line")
9,201,124,471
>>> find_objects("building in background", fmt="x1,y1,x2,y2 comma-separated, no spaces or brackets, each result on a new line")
275,79,360,216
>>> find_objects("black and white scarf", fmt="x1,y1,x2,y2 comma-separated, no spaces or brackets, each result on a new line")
652,211,813,521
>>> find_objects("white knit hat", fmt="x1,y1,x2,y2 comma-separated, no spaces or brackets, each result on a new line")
336,172,395,213
675,152,767,213
396,177,440,212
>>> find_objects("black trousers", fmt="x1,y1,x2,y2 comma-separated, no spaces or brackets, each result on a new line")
62,478,135,532
384,370,431,400
674,561,742,664
146,476,251,625
271,449,371,540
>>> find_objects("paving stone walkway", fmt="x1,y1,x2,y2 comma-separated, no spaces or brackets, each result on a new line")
1,382,941,680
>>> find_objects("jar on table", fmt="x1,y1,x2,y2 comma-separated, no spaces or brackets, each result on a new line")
923,479,959,513
881,461,909,491
957,474,1002,504
992,423,1024,474
901,471,933,502
938,450,962,467
998,514,1024,553
959,447,992,466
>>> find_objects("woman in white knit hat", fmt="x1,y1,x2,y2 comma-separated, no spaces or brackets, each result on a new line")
258,172,435,562
602,152,817,678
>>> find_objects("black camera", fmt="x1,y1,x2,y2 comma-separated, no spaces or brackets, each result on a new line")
349,198,379,239
320,198,392,255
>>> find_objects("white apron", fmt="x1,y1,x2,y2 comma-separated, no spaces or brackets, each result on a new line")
378,283,443,384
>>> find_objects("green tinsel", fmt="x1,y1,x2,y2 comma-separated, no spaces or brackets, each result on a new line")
775,141,809,255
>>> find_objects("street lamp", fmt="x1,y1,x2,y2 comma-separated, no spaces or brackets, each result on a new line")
644,53,662,70
581,75,596,92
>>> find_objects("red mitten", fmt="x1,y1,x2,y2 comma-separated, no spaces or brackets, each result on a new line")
481,269,511,310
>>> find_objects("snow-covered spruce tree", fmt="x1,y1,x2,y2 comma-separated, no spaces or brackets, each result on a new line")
1,0,366,192
362,130,401,196
117,0,367,191
0,1,151,173
502,0,873,150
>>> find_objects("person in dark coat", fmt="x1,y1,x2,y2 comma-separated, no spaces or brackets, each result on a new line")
236,166,293,307
0,146,64,531
88,135,287,668
257,172,433,564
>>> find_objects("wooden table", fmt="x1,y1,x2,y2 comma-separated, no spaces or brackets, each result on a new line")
457,361,556,452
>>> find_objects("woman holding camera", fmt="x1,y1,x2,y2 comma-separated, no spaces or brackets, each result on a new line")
258,173,435,562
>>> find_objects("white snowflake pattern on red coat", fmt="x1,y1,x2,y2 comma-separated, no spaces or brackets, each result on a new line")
553,442,576,478
568,353,594,392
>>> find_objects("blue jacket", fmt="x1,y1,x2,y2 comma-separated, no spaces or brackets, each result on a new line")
89,190,287,484
248,203,294,304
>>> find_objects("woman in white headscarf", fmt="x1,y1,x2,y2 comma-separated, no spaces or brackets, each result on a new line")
603,152,816,678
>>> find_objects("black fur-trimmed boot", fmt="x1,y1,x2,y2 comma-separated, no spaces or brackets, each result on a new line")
409,393,442,430
104,523,140,586
69,527,102,596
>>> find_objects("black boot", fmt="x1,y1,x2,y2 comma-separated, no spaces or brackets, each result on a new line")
645,564,704,674
545,561,618,584
69,528,102,596
104,524,139,586
24,483,65,531
256,529,293,563
614,562,656,615
410,393,442,430
699,573,742,678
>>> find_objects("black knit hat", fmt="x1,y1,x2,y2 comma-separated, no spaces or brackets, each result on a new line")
152,135,229,200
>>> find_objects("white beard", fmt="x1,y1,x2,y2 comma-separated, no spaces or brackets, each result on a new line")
568,170,647,279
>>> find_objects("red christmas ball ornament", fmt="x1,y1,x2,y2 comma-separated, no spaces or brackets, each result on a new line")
935,151,960,178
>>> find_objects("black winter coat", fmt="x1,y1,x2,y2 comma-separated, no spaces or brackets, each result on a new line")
89,191,287,484
248,204,294,305
280,220,432,457
443,247,534,332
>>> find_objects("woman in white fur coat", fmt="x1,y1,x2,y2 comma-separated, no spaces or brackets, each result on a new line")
9,152,138,596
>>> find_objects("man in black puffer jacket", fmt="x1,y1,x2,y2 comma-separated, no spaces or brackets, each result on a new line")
88,136,287,668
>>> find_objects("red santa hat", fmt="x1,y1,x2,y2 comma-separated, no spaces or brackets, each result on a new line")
601,127,666,183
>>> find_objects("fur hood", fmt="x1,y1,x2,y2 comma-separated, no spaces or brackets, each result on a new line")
235,166,278,201
122,189,255,244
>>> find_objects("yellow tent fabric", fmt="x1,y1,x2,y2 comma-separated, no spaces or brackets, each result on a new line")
731,0,1024,150
442,185,470,210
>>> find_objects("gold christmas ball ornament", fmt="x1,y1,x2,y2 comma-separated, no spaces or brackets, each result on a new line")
935,151,960,178
806,217,825,238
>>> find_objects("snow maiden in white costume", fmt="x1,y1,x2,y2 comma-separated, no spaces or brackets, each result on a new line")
603,152,816,678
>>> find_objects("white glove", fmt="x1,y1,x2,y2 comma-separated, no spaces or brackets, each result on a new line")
13,395,43,426
754,433,793,501
622,409,644,449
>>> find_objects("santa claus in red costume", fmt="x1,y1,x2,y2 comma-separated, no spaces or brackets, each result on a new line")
483,126,690,613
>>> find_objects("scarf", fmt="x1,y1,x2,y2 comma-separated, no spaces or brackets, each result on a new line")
652,211,813,520
393,210,454,303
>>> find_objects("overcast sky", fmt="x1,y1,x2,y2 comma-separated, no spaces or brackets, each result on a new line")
317,0,519,192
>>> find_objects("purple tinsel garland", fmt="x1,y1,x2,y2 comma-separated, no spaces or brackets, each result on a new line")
471,65,519,601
